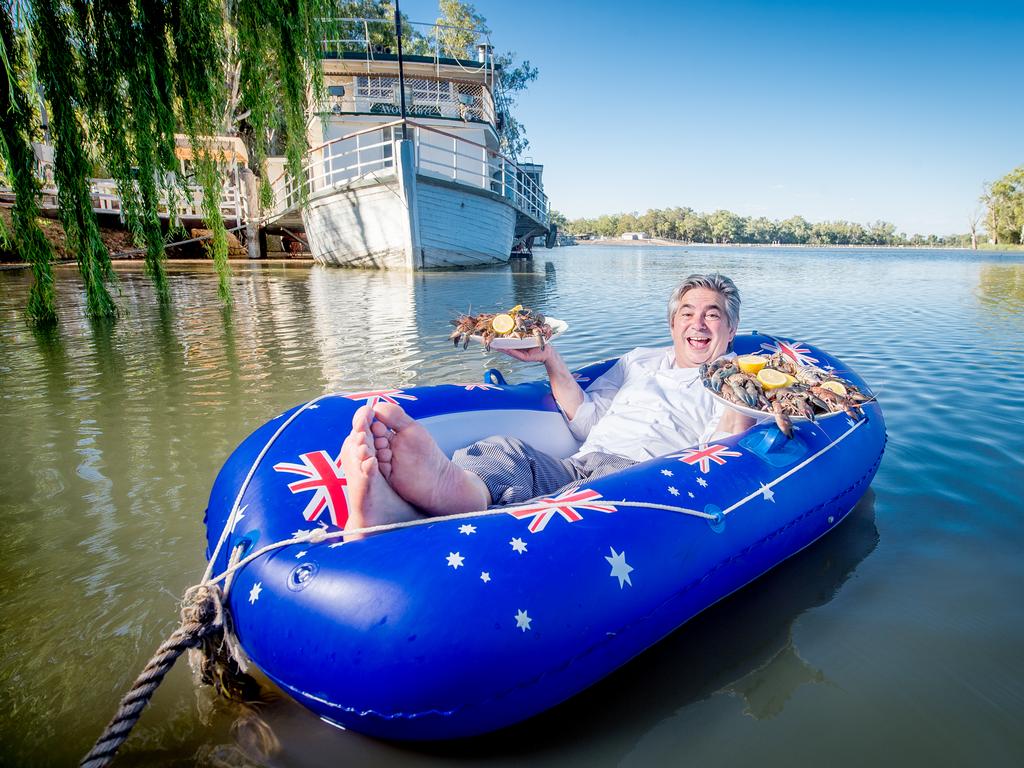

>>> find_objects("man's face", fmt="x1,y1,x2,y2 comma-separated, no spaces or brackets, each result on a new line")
670,287,736,368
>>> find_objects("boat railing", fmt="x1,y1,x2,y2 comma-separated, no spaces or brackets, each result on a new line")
265,120,406,216
264,121,549,229
317,73,496,127
320,17,495,85
1,170,247,226
408,122,549,227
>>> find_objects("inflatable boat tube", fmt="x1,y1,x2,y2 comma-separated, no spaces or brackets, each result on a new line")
203,333,886,740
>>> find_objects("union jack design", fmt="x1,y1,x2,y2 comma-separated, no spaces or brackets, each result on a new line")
759,337,820,366
669,444,743,474
273,449,349,527
343,389,418,407
508,489,618,534
457,383,502,391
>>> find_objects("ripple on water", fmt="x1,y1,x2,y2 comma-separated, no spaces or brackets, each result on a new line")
2,250,1024,764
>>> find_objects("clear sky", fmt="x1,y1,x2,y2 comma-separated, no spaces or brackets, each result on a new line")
401,0,1023,236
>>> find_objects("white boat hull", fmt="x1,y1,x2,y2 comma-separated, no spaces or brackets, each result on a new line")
302,171,516,269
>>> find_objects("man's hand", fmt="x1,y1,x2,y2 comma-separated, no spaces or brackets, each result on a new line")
500,345,555,364
500,344,584,419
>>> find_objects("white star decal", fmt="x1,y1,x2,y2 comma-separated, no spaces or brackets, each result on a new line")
510,537,527,554
846,417,858,428
688,491,695,498
292,528,313,539
231,504,248,532
459,524,477,535
307,403,319,409
514,609,532,631
661,469,674,477
605,547,634,588
480,571,491,583
696,477,708,488
760,483,776,502
248,582,262,604
667,486,679,496
446,552,465,569
295,550,308,559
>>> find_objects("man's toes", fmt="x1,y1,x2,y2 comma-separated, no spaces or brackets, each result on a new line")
373,435,389,451
373,402,415,431
351,404,372,431
361,455,378,474
355,441,372,464
376,447,392,464
370,420,389,439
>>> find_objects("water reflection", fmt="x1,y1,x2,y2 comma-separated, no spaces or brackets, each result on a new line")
977,263,1024,315
226,492,878,767
4,248,1023,766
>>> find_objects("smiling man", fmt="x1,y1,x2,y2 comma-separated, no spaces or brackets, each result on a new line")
340,274,752,537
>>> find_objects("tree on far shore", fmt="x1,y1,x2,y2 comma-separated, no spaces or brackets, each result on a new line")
563,205,977,247
982,166,1024,246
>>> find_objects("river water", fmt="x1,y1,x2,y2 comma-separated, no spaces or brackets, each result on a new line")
1,245,1023,767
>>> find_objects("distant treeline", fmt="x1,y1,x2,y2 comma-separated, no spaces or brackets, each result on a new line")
555,208,974,247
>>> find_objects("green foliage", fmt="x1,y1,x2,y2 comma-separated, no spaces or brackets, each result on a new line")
493,52,537,160
5,0,540,324
1,3,56,325
433,0,536,159
563,206,972,247
195,150,231,304
74,0,176,299
235,1,337,208
32,0,118,318
435,0,487,58
982,166,1024,245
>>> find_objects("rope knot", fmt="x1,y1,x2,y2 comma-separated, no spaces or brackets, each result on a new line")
304,527,329,544
180,584,224,639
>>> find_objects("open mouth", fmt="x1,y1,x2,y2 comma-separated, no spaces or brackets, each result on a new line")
686,335,711,351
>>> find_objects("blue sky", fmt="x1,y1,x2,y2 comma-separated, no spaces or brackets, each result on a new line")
401,0,1023,235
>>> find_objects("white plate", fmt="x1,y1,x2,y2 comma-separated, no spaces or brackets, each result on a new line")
703,384,847,423
471,318,568,350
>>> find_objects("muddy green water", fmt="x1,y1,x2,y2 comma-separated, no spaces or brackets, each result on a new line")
1,246,1023,767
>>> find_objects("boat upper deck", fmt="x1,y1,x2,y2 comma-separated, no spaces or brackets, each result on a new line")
318,18,499,131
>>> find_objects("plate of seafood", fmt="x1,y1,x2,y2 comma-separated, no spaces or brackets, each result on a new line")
449,306,567,351
700,353,872,437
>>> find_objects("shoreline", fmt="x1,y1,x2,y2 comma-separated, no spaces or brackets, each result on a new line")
574,239,1023,252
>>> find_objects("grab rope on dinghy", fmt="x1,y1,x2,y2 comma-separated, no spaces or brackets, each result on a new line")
81,388,868,766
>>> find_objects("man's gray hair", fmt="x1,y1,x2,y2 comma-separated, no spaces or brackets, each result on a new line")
667,273,741,329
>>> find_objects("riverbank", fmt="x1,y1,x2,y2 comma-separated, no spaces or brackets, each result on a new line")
0,209,315,264
576,238,1024,251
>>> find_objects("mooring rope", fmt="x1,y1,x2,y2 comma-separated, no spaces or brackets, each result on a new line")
82,405,867,765
80,586,225,768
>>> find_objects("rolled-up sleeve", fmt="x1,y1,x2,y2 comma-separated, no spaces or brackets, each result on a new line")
565,355,628,440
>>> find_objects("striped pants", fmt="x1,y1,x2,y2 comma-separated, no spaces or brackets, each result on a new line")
451,436,636,506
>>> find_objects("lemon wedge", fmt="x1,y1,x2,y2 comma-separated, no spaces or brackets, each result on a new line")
491,313,515,334
820,380,848,397
757,368,794,391
737,354,768,375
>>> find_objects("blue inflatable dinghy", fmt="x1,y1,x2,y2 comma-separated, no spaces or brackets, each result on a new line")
203,333,885,740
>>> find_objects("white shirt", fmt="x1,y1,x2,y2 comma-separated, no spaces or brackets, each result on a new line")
567,346,729,462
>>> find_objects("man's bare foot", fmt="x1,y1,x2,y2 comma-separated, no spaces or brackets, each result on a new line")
372,402,491,515
340,405,421,540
